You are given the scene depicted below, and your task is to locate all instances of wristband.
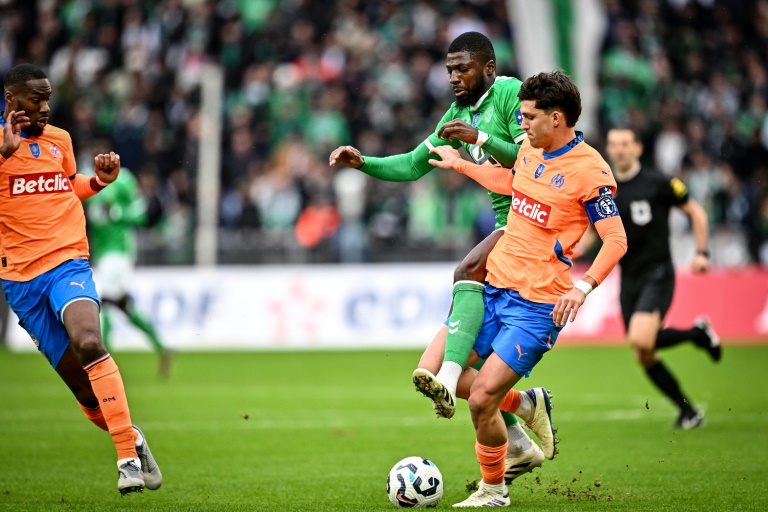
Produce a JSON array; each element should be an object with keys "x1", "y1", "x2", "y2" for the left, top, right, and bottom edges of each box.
[
  {"x1": 574, "y1": 280, "x2": 593, "y2": 296},
  {"x1": 476, "y1": 131, "x2": 489, "y2": 147},
  {"x1": 95, "y1": 175, "x2": 108, "y2": 187}
]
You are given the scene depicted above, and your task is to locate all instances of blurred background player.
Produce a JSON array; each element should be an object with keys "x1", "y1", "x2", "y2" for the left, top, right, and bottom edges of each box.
[
  {"x1": 0, "y1": 64, "x2": 161, "y2": 494},
  {"x1": 604, "y1": 127, "x2": 721, "y2": 429},
  {"x1": 85, "y1": 164, "x2": 172, "y2": 378},
  {"x1": 428, "y1": 70, "x2": 627, "y2": 507},
  {"x1": 329, "y1": 31, "x2": 545, "y2": 483}
]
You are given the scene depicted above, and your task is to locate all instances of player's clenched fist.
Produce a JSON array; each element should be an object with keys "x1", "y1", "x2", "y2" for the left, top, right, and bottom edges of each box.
[
  {"x1": 94, "y1": 152, "x2": 121, "y2": 184},
  {"x1": 329, "y1": 145, "x2": 365, "y2": 169}
]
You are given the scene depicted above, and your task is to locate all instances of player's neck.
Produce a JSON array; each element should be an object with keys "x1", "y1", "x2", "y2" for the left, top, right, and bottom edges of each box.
[
  {"x1": 615, "y1": 161, "x2": 641, "y2": 182},
  {"x1": 543, "y1": 128, "x2": 577, "y2": 154}
]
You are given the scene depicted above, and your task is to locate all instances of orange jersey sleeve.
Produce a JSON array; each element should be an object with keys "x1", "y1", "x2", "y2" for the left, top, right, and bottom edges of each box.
[{"x1": 0, "y1": 122, "x2": 90, "y2": 281}]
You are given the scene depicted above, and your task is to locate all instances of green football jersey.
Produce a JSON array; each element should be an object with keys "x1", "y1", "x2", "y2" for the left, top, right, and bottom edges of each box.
[
  {"x1": 84, "y1": 169, "x2": 147, "y2": 262},
  {"x1": 426, "y1": 76, "x2": 526, "y2": 229},
  {"x1": 360, "y1": 76, "x2": 525, "y2": 230}
]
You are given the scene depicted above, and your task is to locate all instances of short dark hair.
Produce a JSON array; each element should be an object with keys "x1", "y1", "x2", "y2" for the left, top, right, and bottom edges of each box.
[
  {"x1": 447, "y1": 32, "x2": 495, "y2": 63},
  {"x1": 3, "y1": 64, "x2": 48, "y2": 92},
  {"x1": 518, "y1": 70, "x2": 581, "y2": 127}
]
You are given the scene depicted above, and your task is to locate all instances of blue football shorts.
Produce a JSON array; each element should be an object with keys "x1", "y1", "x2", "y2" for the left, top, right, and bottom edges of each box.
[
  {"x1": 2, "y1": 258, "x2": 100, "y2": 368},
  {"x1": 473, "y1": 284, "x2": 563, "y2": 378}
]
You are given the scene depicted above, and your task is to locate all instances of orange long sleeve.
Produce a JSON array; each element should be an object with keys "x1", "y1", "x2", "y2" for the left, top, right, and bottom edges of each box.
[
  {"x1": 585, "y1": 215, "x2": 627, "y2": 285},
  {"x1": 454, "y1": 159, "x2": 515, "y2": 195},
  {"x1": 71, "y1": 174, "x2": 106, "y2": 200}
]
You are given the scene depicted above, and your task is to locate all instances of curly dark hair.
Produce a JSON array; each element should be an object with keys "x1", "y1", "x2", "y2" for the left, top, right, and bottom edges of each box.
[
  {"x1": 447, "y1": 31, "x2": 495, "y2": 63},
  {"x1": 518, "y1": 70, "x2": 581, "y2": 127}
]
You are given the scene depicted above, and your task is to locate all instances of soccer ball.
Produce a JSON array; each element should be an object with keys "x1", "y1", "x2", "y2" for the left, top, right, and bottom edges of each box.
[{"x1": 386, "y1": 456, "x2": 443, "y2": 508}]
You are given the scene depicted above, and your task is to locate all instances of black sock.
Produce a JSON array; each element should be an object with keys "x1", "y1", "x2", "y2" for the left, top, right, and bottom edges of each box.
[
  {"x1": 645, "y1": 361, "x2": 695, "y2": 413},
  {"x1": 655, "y1": 327, "x2": 707, "y2": 349}
]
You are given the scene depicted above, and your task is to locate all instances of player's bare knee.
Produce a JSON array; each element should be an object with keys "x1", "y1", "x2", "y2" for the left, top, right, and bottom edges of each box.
[
  {"x1": 467, "y1": 391, "x2": 494, "y2": 420},
  {"x1": 71, "y1": 331, "x2": 107, "y2": 363}
]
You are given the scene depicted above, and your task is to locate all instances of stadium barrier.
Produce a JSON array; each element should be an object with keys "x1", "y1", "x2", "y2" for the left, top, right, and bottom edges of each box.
[{"x1": 6, "y1": 264, "x2": 768, "y2": 352}]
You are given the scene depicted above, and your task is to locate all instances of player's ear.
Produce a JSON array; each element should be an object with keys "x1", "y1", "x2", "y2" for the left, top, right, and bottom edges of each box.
[{"x1": 485, "y1": 60, "x2": 495, "y2": 76}]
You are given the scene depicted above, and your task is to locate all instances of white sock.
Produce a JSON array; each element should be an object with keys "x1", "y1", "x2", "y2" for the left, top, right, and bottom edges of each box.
[
  {"x1": 516, "y1": 392, "x2": 534, "y2": 422},
  {"x1": 481, "y1": 480, "x2": 506, "y2": 492},
  {"x1": 133, "y1": 426, "x2": 144, "y2": 447},
  {"x1": 506, "y1": 422, "x2": 534, "y2": 455},
  {"x1": 435, "y1": 361, "x2": 462, "y2": 394}
]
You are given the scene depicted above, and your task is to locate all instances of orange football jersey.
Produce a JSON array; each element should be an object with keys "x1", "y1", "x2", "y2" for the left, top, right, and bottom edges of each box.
[
  {"x1": 486, "y1": 134, "x2": 618, "y2": 302},
  {"x1": 0, "y1": 119, "x2": 89, "y2": 281}
]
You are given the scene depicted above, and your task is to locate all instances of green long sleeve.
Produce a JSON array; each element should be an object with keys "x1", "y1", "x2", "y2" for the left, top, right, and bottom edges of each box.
[
  {"x1": 482, "y1": 133, "x2": 523, "y2": 168},
  {"x1": 358, "y1": 140, "x2": 456, "y2": 182}
]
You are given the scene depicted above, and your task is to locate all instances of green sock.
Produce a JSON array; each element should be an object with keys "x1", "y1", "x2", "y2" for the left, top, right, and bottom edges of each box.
[
  {"x1": 444, "y1": 281, "x2": 485, "y2": 366},
  {"x1": 126, "y1": 307, "x2": 165, "y2": 353},
  {"x1": 101, "y1": 309, "x2": 113, "y2": 352},
  {"x1": 501, "y1": 410, "x2": 519, "y2": 427}
]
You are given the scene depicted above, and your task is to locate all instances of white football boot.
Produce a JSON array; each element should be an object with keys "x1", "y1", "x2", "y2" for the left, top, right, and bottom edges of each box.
[
  {"x1": 133, "y1": 425, "x2": 162, "y2": 490},
  {"x1": 521, "y1": 388, "x2": 558, "y2": 459},
  {"x1": 117, "y1": 458, "x2": 145, "y2": 495},
  {"x1": 412, "y1": 368, "x2": 457, "y2": 419},
  {"x1": 453, "y1": 481, "x2": 510, "y2": 508},
  {"x1": 505, "y1": 442, "x2": 545, "y2": 484}
]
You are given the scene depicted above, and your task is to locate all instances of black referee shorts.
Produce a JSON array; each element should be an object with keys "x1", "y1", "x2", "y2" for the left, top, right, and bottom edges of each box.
[{"x1": 619, "y1": 262, "x2": 675, "y2": 329}]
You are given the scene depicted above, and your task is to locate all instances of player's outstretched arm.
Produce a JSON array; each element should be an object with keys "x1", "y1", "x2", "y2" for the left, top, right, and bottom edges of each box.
[
  {"x1": 330, "y1": 143, "x2": 439, "y2": 183},
  {"x1": 0, "y1": 110, "x2": 31, "y2": 161},
  {"x1": 428, "y1": 146, "x2": 514, "y2": 194},
  {"x1": 677, "y1": 198, "x2": 710, "y2": 273}
]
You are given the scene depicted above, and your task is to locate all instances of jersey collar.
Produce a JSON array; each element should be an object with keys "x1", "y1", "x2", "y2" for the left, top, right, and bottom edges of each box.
[
  {"x1": 470, "y1": 81, "x2": 495, "y2": 111},
  {"x1": 542, "y1": 131, "x2": 584, "y2": 160},
  {"x1": 0, "y1": 112, "x2": 32, "y2": 139}
]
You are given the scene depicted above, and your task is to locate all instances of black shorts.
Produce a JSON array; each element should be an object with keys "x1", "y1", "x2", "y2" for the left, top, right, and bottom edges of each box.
[{"x1": 619, "y1": 262, "x2": 675, "y2": 329}]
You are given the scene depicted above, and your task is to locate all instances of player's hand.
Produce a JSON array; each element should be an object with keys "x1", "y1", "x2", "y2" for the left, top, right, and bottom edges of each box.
[
  {"x1": 438, "y1": 120, "x2": 479, "y2": 144},
  {"x1": 94, "y1": 152, "x2": 120, "y2": 184},
  {"x1": 329, "y1": 145, "x2": 365, "y2": 169},
  {"x1": 551, "y1": 288, "x2": 587, "y2": 327},
  {"x1": 0, "y1": 110, "x2": 31, "y2": 159},
  {"x1": 428, "y1": 146, "x2": 462, "y2": 170},
  {"x1": 691, "y1": 254, "x2": 709, "y2": 274}
]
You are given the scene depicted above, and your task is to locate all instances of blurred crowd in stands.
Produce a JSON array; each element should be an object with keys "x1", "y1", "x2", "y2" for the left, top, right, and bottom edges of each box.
[{"x1": 1, "y1": 0, "x2": 767, "y2": 265}]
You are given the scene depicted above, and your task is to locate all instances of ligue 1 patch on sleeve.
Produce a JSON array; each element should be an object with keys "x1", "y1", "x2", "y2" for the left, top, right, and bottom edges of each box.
[
  {"x1": 515, "y1": 109, "x2": 523, "y2": 125},
  {"x1": 585, "y1": 190, "x2": 619, "y2": 224},
  {"x1": 29, "y1": 142, "x2": 41, "y2": 158}
]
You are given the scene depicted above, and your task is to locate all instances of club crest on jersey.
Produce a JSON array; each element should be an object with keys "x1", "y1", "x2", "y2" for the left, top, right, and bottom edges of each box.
[
  {"x1": 49, "y1": 144, "x2": 62, "y2": 159},
  {"x1": 550, "y1": 173, "x2": 565, "y2": 190},
  {"x1": 515, "y1": 109, "x2": 523, "y2": 125},
  {"x1": 471, "y1": 113, "x2": 481, "y2": 127},
  {"x1": 534, "y1": 164, "x2": 545, "y2": 179},
  {"x1": 29, "y1": 143, "x2": 40, "y2": 158}
]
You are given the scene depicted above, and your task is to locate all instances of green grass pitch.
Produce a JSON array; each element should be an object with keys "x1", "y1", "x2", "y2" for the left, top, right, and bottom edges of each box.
[{"x1": 0, "y1": 344, "x2": 766, "y2": 511}]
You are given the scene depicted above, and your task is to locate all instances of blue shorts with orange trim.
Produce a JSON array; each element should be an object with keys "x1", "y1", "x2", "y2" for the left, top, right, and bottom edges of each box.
[
  {"x1": 1, "y1": 258, "x2": 100, "y2": 369},
  {"x1": 473, "y1": 284, "x2": 563, "y2": 378}
]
